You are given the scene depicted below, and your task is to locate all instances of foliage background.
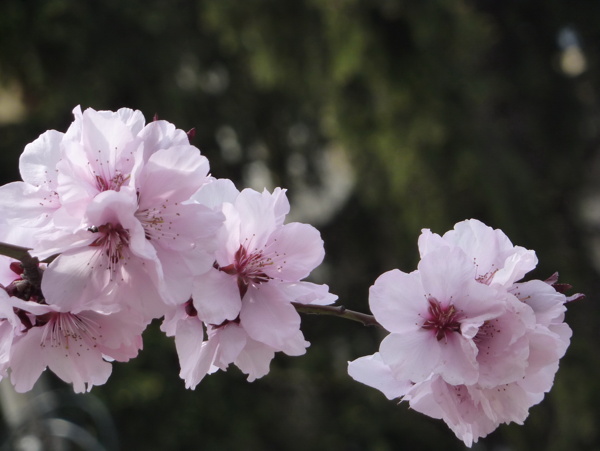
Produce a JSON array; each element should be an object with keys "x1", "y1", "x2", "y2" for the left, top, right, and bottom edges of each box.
[{"x1": 0, "y1": 1, "x2": 598, "y2": 449}]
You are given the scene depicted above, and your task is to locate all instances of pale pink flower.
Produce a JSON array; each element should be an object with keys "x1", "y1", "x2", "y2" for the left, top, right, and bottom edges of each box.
[
  {"x1": 404, "y1": 376, "x2": 526, "y2": 447},
  {"x1": 0, "y1": 106, "x2": 224, "y2": 317},
  {"x1": 162, "y1": 280, "x2": 335, "y2": 388},
  {"x1": 39, "y1": 188, "x2": 167, "y2": 318},
  {"x1": 372, "y1": 246, "x2": 505, "y2": 385},
  {"x1": 163, "y1": 185, "x2": 336, "y2": 387},
  {"x1": 348, "y1": 220, "x2": 575, "y2": 447},
  {"x1": 191, "y1": 187, "x2": 333, "y2": 349},
  {"x1": 53, "y1": 106, "x2": 145, "y2": 217},
  {"x1": 6, "y1": 297, "x2": 145, "y2": 393}
]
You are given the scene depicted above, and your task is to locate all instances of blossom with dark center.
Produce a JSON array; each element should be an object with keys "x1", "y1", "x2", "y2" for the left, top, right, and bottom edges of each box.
[
  {"x1": 4, "y1": 106, "x2": 223, "y2": 317},
  {"x1": 164, "y1": 184, "x2": 336, "y2": 388},
  {"x1": 5, "y1": 297, "x2": 146, "y2": 393},
  {"x1": 216, "y1": 244, "x2": 273, "y2": 298},
  {"x1": 349, "y1": 220, "x2": 577, "y2": 447},
  {"x1": 369, "y1": 246, "x2": 505, "y2": 386}
]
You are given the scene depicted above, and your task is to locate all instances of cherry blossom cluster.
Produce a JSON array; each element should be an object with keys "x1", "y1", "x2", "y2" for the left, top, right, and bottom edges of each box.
[
  {"x1": 0, "y1": 107, "x2": 579, "y2": 447},
  {"x1": 348, "y1": 219, "x2": 580, "y2": 446},
  {"x1": 0, "y1": 106, "x2": 335, "y2": 393}
]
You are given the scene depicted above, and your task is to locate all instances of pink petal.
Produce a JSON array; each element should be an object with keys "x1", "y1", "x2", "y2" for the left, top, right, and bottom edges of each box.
[
  {"x1": 235, "y1": 336, "x2": 276, "y2": 382},
  {"x1": 9, "y1": 328, "x2": 49, "y2": 393},
  {"x1": 379, "y1": 331, "x2": 440, "y2": 382},
  {"x1": 347, "y1": 353, "x2": 412, "y2": 400},
  {"x1": 41, "y1": 248, "x2": 111, "y2": 311},
  {"x1": 234, "y1": 188, "x2": 288, "y2": 248},
  {"x1": 417, "y1": 228, "x2": 450, "y2": 257},
  {"x1": 436, "y1": 333, "x2": 479, "y2": 385},
  {"x1": 136, "y1": 146, "x2": 210, "y2": 205},
  {"x1": 511, "y1": 280, "x2": 567, "y2": 326},
  {"x1": 263, "y1": 222, "x2": 325, "y2": 281},
  {"x1": 173, "y1": 317, "x2": 213, "y2": 389},
  {"x1": 19, "y1": 130, "x2": 63, "y2": 187},
  {"x1": 277, "y1": 281, "x2": 338, "y2": 306},
  {"x1": 240, "y1": 285, "x2": 301, "y2": 350},
  {"x1": 192, "y1": 270, "x2": 242, "y2": 325},
  {"x1": 137, "y1": 119, "x2": 190, "y2": 161},
  {"x1": 46, "y1": 338, "x2": 112, "y2": 393},
  {"x1": 212, "y1": 323, "x2": 247, "y2": 368},
  {"x1": 418, "y1": 246, "x2": 475, "y2": 304},
  {"x1": 192, "y1": 178, "x2": 239, "y2": 209},
  {"x1": 0, "y1": 182, "x2": 59, "y2": 226},
  {"x1": 369, "y1": 269, "x2": 425, "y2": 334}
]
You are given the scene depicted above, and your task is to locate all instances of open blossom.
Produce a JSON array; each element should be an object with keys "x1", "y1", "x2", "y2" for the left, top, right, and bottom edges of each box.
[
  {"x1": 372, "y1": 246, "x2": 506, "y2": 386},
  {"x1": 0, "y1": 253, "x2": 146, "y2": 393},
  {"x1": 163, "y1": 183, "x2": 337, "y2": 387},
  {"x1": 0, "y1": 106, "x2": 223, "y2": 318},
  {"x1": 7, "y1": 298, "x2": 146, "y2": 393},
  {"x1": 348, "y1": 219, "x2": 576, "y2": 447}
]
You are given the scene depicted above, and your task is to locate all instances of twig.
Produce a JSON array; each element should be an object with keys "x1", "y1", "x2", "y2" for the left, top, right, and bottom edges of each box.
[
  {"x1": 291, "y1": 302, "x2": 383, "y2": 329},
  {"x1": 0, "y1": 241, "x2": 42, "y2": 290}
]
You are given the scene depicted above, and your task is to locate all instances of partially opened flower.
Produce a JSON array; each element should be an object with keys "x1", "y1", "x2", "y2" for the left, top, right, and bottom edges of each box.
[
  {"x1": 371, "y1": 246, "x2": 506, "y2": 386},
  {"x1": 192, "y1": 185, "x2": 333, "y2": 339}
]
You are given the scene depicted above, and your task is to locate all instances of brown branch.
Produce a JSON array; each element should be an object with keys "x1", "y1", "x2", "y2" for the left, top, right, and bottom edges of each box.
[
  {"x1": 292, "y1": 302, "x2": 383, "y2": 329},
  {"x1": 0, "y1": 241, "x2": 42, "y2": 290}
]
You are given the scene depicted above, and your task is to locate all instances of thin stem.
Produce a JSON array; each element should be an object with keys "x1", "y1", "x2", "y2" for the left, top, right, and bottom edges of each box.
[
  {"x1": 0, "y1": 241, "x2": 33, "y2": 262},
  {"x1": 0, "y1": 241, "x2": 42, "y2": 290},
  {"x1": 292, "y1": 302, "x2": 383, "y2": 329}
]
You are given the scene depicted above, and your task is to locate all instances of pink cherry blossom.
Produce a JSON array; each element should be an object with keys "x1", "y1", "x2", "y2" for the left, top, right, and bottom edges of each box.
[
  {"x1": 191, "y1": 187, "x2": 332, "y2": 342},
  {"x1": 6, "y1": 297, "x2": 146, "y2": 393},
  {"x1": 372, "y1": 246, "x2": 506, "y2": 386},
  {"x1": 164, "y1": 185, "x2": 336, "y2": 387},
  {"x1": 349, "y1": 220, "x2": 575, "y2": 447},
  {"x1": 0, "y1": 250, "x2": 146, "y2": 393},
  {"x1": 1, "y1": 106, "x2": 224, "y2": 317}
]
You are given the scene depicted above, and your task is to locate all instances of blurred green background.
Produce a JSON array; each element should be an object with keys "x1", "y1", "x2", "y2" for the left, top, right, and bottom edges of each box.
[{"x1": 0, "y1": 0, "x2": 598, "y2": 450}]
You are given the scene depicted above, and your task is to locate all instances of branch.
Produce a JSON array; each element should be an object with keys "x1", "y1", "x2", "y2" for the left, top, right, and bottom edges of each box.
[
  {"x1": 0, "y1": 241, "x2": 33, "y2": 262},
  {"x1": 0, "y1": 241, "x2": 42, "y2": 290},
  {"x1": 292, "y1": 302, "x2": 383, "y2": 329}
]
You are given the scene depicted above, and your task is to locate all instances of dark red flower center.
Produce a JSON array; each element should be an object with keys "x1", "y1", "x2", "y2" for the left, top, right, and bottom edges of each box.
[
  {"x1": 421, "y1": 297, "x2": 461, "y2": 341},
  {"x1": 216, "y1": 245, "x2": 272, "y2": 298}
]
